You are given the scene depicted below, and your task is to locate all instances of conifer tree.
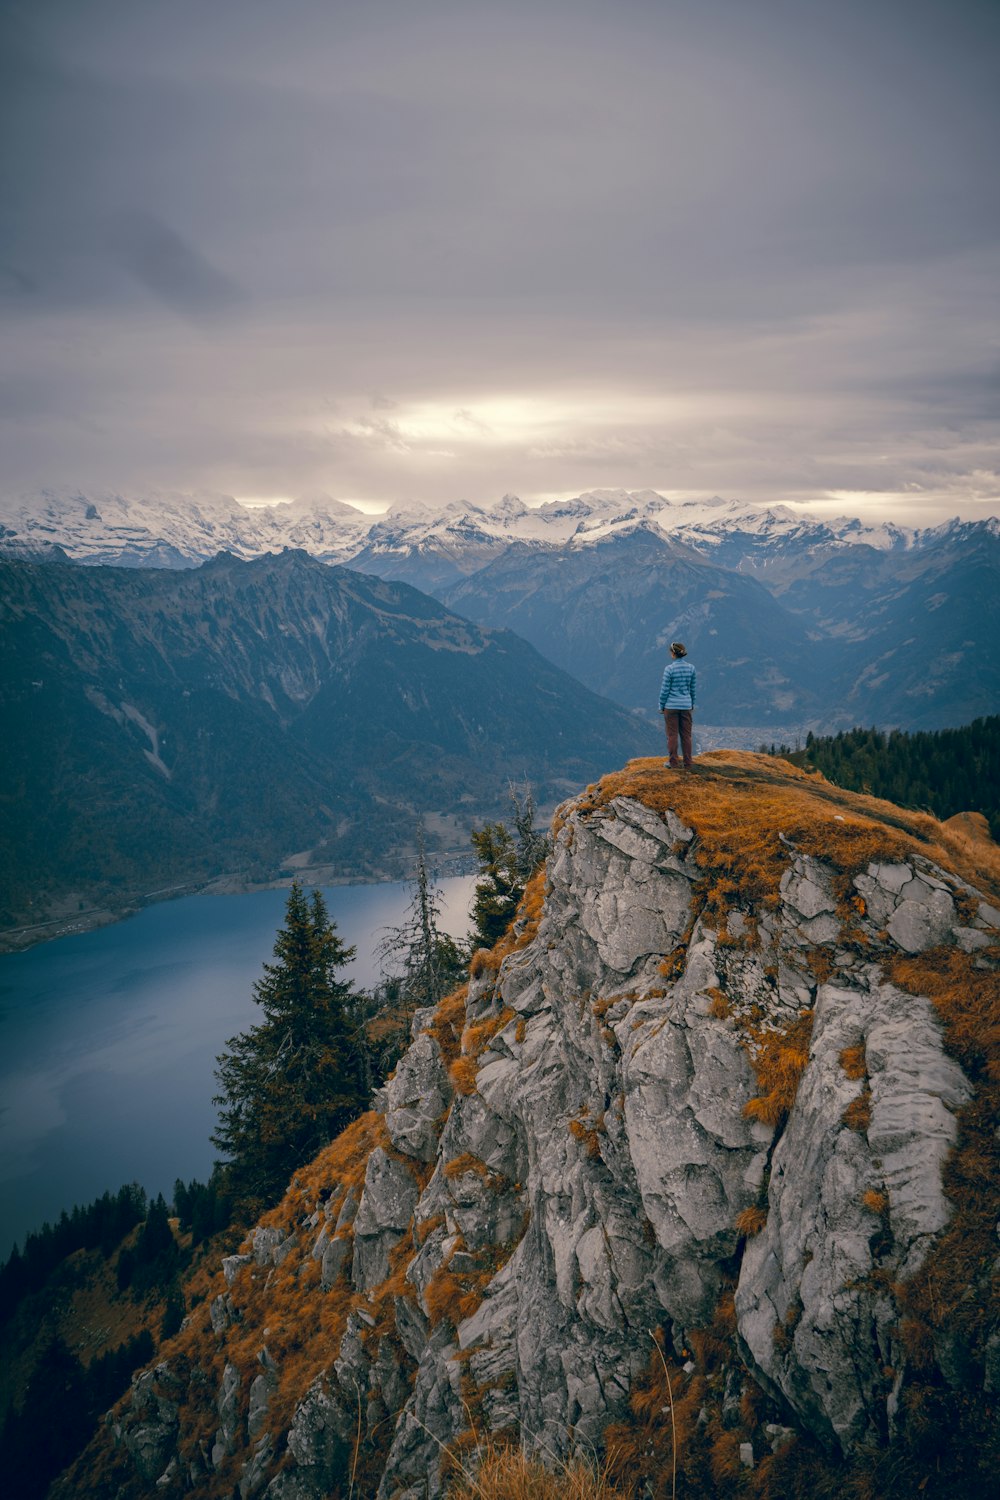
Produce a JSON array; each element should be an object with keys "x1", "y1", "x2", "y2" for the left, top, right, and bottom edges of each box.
[
  {"x1": 469, "y1": 821, "x2": 521, "y2": 949},
  {"x1": 212, "y1": 883, "x2": 367, "y2": 1214},
  {"x1": 508, "y1": 780, "x2": 551, "y2": 882},
  {"x1": 470, "y1": 783, "x2": 550, "y2": 951},
  {"x1": 366, "y1": 837, "x2": 468, "y2": 1081},
  {"x1": 376, "y1": 837, "x2": 465, "y2": 1013}
]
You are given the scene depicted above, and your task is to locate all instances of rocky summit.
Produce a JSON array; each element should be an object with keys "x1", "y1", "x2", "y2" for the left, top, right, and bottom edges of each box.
[{"x1": 61, "y1": 754, "x2": 1000, "y2": 1499}]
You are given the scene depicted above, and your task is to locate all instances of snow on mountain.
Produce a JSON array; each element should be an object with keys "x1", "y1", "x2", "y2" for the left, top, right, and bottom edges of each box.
[
  {"x1": 1, "y1": 484, "x2": 987, "y2": 583},
  {"x1": 0, "y1": 487, "x2": 370, "y2": 568}
]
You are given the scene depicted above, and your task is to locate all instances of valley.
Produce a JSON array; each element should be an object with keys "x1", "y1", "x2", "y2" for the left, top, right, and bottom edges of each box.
[{"x1": 0, "y1": 550, "x2": 648, "y2": 945}]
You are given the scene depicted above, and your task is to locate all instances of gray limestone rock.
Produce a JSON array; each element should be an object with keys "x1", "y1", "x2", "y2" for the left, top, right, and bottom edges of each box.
[
  {"x1": 252, "y1": 1225, "x2": 296, "y2": 1266},
  {"x1": 334, "y1": 1186, "x2": 360, "y2": 1234},
  {"x1": 735, "y1": 975, "x2": 971, "y2": 1452},
  {"x1": 123, "y1": 1368, "x2": 181, "y2": 1484},
  {"x1": 248, "y1": 1368, "x2": 278, "y2": 1440},
  {"x1": 320, "y1": 1234, "x2": 352, "y2": 1290},
  {"x1": 212, "y1": 1362, "x2": 241, "y2": 1468},
  {"x1": 222, "y1": 1252, "x2": 252, "y2": 1286},
  {"x1": 887, "y1": 888, "x2": 956, "y2": 952},
  {"x1": 376, "y1": 1032, "x2": 452, "y2": 1161},
  {"x1": 210, "y1": 1292, "x2": 234, "y2": 1334},
  {"x1": 240, "y1": 1434, "x2": 274, "y2": 1498},
  {"x1": 285, "y1": 1377, "x2": 352, "y2": 1470},
  {"x1": 781, "y1": 858, "x2": 838, "y2": 920},
  {"x1": 352, "y1": 1148, "x2": 420, "y2": 1291}
]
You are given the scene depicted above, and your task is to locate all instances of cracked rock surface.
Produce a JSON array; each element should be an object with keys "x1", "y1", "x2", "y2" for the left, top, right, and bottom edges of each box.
[{"x1": 102, "y1": 779, "x2": 996, "y2": 1498}]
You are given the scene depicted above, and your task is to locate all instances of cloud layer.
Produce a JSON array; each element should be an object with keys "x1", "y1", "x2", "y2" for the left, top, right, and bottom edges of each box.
[{"x1": 2, "y1": 0, "x2": 998, "y2": 521}]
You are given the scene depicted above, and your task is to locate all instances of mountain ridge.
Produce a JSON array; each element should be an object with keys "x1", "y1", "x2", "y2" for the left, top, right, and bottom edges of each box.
[
  {"x1": 4, "y1": 488, "x2": 996, "y2": 734},
  {"x1": 0, "y1": 485, "x2": 981, "y2": 573}
]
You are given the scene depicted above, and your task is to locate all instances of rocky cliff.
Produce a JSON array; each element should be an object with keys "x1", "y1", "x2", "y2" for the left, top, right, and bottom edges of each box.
[{"x1": 60, "y1": 754, "x2": 1000, "y2": 1499}]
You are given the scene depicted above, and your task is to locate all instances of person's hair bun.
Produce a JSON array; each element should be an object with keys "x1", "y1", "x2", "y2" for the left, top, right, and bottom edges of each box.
[{"x1": 671, "y1": 642, "x2": 687, "y2": 657}]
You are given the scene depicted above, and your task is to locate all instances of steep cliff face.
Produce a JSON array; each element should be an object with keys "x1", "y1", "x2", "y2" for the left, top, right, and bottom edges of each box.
[{"x1": 65, "y1": 755, "x2": 1000, "y2": 1499}]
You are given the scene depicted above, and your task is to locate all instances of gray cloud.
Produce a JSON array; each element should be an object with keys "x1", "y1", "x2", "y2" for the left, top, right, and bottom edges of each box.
[
  {"x1": 1, "y1": 0, "x2": 998, "y2": 522},
  {"x1": 110, "y1": 211, "x2": 244, "y2": 320}
]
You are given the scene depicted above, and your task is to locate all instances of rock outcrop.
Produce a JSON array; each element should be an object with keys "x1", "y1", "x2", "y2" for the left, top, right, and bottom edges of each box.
[{"x1": 70, "y1": 753, "x2": 1000, "y2": 1499}]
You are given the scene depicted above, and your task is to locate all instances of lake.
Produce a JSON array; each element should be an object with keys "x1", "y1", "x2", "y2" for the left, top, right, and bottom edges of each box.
[{"x1": 0, "y1": 876, "x2": 477, "y2": 1255}]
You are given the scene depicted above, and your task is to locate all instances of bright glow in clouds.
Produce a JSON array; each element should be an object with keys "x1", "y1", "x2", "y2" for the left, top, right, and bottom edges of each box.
[{"x1": 342, "y1": 391, "x2": 696, "y2": 454}]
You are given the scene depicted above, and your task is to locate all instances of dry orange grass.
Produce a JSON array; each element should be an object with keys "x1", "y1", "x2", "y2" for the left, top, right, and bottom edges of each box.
[
  {"x1": 426, "y1": 984, "x2": 470, "y2": 1067},
  {"x1": 424, "y1": 1238, "x2": 492, "y2": 1329},
  {"x1": 568, "y1": 1116, "x2": 604, "y2": 1161},
  {"x1": 707, "y1": 987, "x2": 731, "y2": 1019},
  {"x1": 464, "y1": 870, "x2": 551, "y2": 1005},
  {"x1": 444, "y1": 1153, "x2": 509, "y2": 1194},
  {"x1": 839, "y1": 1044, "x2": 867, "y2": 1080},
  {"x1": 450, "y1": 1054, "x2": 481, "y2": 1096},
  {"x1": 471, "y1": 947, "x2": 503, "y2": 979},
  {"x1": 741, "y1": 1010, "x2": 814, "y2": 1131},
  {"x1": 444, "y1": 1151, "x2": 493, "y2": 1180},
  {"x1": 444, "y1": 1442, "x2": 632, "y2": 1499},
  {"x1": 735, "y1": 1205, "x2": 768, "y2": 1237},
  {"x1": 462, "y1": 1008, "x2": 515, "y2": 1057},
  {"x1": 887, "y1": 945, "x2": 1000, "y2": 1394},
  {"x1": 842, "y1": 1089, "x2": 872, "y2": 1132},
  {"x1": 70, "y1": 1107, "x2": 419, "y2": 1499},
  {"x1": 586, "y1": 753, "x2": 1000, "y2": 927}
]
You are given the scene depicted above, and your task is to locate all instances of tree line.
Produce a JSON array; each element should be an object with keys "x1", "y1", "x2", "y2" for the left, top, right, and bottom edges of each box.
[{"x1": 763, "y1": 717, "x2": 1000, "y2": 839}]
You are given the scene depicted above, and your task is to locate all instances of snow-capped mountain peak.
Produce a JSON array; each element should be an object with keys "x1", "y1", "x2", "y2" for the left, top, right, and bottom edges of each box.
[{"x1": 1, "y1": 486, "x2": 992, "y2": 585}]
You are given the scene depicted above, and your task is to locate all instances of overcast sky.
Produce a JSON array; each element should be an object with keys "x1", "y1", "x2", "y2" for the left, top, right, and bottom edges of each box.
[{"x1": 2, "y1": 0, "x2": 998, "y2": 521}]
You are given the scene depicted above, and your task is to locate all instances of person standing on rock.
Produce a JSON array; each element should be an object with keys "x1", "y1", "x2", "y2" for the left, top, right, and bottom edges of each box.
[{"x1": 659, "y1": 641, "x2": 697, "y2": 770}]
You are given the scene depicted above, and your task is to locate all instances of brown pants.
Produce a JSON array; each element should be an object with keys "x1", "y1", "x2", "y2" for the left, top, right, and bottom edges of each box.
[{"x1": 664, "y1": 709, "x2": 693, "y2": 768}]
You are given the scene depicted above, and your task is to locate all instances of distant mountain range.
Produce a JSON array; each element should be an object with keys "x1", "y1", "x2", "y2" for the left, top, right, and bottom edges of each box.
[
  {"x1": 0, "y1": 551, "x2": 649, "y2": 944},
  {"x1": 0, "y1": 484, "x2": 955, "y2": 575},
  {"x1": 2, "y1": 486, "x2": 998, "y2": 732}
]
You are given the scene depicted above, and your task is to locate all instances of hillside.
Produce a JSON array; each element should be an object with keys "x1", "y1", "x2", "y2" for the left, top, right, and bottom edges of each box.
[
  {"x1": 51, "y1": 754, "x2": 1000, "y2": 1499},
  {"x1": 0, "y1": 552, "x2": 649, "y2": 944}
]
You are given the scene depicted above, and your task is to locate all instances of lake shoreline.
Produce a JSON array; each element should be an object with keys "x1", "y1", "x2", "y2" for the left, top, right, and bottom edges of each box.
[
  {"x1": 0, "y1": 873, "x2": 479, "y2": 1252},
  {"x1": 0, "y1": 848, "x2": 479, "y2": 956}
]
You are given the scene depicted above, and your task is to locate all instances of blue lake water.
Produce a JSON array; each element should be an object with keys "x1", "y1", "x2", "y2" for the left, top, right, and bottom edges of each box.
[{"x1": 0, "y1": 877, "x2": 477, "y2": 1255}]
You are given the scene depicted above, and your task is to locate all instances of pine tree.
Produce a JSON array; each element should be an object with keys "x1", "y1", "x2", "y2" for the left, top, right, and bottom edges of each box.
[
  {"x1": 469, "y1": 787, "x2": 549, "y2": 952},
  {"x1": 161, "y1": 1281, "x2": 186, "y2": 1339},
  {"x1": 470, "y1": 821, "x2": 522, "y2": 950},
  {"x1": 376, "y1": 836, "x2": 466, "y2": 1015},
  {"x1": 212, "y1": 883, "x2": 367, "y2": 1214},
  {"x1": 365, "y1": 837, "x2": 468, "y2": 1083},
  {"x1": 508, "y1": 780, "x2": 551, "y2": 882}
]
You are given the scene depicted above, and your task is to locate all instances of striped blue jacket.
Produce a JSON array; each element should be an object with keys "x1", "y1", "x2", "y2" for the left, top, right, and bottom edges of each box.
[{"x1": 659, "y1": 659, "x2": 697, "y2": 711}]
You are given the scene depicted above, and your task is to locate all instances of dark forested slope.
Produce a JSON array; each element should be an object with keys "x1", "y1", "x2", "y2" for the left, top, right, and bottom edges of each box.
[{"x1": 0, "y1": 551, "x2": 649, "y2": 939}]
